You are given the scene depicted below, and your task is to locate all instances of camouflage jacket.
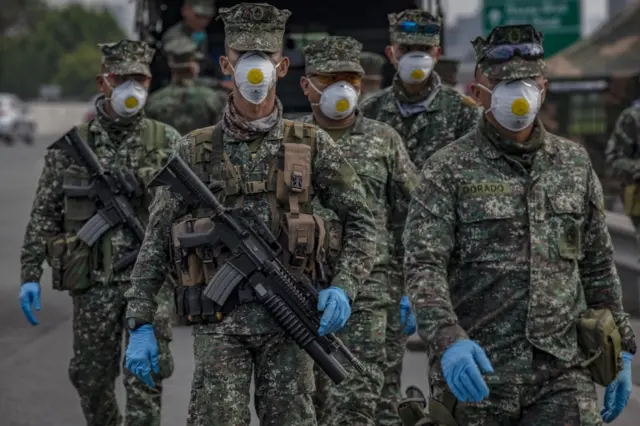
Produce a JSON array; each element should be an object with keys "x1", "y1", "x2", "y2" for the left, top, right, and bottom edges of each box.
[
  {"x1": 20, "y1": 116, "x2": 180, "y2": 284},
  {"x1": 605, "y1": 104, "x2": 640, "y2": 183},
  {"x1": 162, "y1": 21, "x2": 208, "y2": 58},
  {"x1": 360, "y1": 73, "x2": 480, "y2": 170},
  {"x1": 145, "y1": 80, "x2": 227, "y2": 136},
  {"x1": 124, "y1": 118, "x2": 377, "y2": 334},
  {"x1": 404, "y1": 118, "x2": 637, "y2": 382},
  {"x1": 300, "y1": 111, "x2": 419, "y2": 301}
]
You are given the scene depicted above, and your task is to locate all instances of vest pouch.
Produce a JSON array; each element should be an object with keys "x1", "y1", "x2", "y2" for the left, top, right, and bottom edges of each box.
[
  {"x1": 45, "y1": 233, "x2": 93, "y2": 292},
  {"x1": 623, "y1": 185, "x2": 640, "y2": 217},
  {"x1": 171, "y1": 218, "x2": 205, "y2": 287},
  {"x1": 62, "y1": 164, "x2": 97, "y2": 226},
  {"x1": 281, "y1": 212, "x2": 317, "y2": 272},
  {"x1": 276, "y1": 143, "x2": 312, "y2": 207},
  {"x1": 577, "y1": 308, "x2": 623, "y2": 387}
]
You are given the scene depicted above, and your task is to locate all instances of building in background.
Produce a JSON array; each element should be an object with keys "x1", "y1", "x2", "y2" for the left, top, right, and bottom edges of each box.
[{"x1": 609, "y1": 0, "x2": 635, "y2": 17}]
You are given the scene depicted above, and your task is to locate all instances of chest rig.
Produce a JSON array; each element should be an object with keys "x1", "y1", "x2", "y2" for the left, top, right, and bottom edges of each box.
[
  {"x1": 170, "y1": 120, "x2": 332, "y2": 324},
  {"x1": 52, "y1": 119, "x2": 168, "y2": 290}
]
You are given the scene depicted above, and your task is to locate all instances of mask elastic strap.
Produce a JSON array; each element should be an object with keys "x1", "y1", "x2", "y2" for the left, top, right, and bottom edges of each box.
[{"x1": 306, "y1": 78, "x2": 323, "y2": 107}]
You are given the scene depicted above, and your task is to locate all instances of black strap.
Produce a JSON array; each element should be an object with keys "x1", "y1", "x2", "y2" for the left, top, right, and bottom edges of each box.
[{"x1": 210, "y1": 122, "x2": 224, "y2": 181}]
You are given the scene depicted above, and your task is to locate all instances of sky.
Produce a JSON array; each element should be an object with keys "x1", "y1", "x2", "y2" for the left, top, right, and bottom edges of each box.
[{"x1": 45, "y1": 0, "x2": 611, "y2": 36}]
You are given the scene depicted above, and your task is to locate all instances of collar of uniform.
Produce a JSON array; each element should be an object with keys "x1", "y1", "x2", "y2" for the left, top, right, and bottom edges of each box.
[
  {"x1": 476, "y1": 117, "x2": 554, "y2": 159},
  {"x1": 303, "y1": 108, "x2": 366, "y2": 134},
  {"x1": 266, "y1": 118, "x2": 286, "y2": 141},
  {"x1": 383, "y1": 73, "x2": 443, "y2": 113}
]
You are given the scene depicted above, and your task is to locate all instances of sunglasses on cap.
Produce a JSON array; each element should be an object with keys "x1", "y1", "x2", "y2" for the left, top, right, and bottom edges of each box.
[
  {"x1": 483, "y1": 43, "x2": 544, "y2": 64},
  {"x1": 397, "y1": 21, "x2": 441, "y2": 35},
  {"x1": 310, "y1": 74, "x2": 362, "y2": 86}
]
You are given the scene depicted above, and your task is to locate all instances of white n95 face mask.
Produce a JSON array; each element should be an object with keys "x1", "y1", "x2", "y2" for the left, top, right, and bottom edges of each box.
[
  {"x1": 398, "y1": 52, "x2": 435, "y2": 84},
  {"x1": 232, "y1": 52, "x2": 277, "y2": 105},
  {"x1": 483, "y1": 79, "x2": 542, "y2": 132},
  {"x1": 107, "y1": 77, "x2": 148, "y2": 117},
  {"x1": 309, "y1": 80, "x2": 359, "y2": 120}
]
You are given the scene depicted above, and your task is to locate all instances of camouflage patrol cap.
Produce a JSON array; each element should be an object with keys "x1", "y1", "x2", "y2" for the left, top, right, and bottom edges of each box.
[
  {"x1": 164, "y1": 37, "x2": 203, "y2": 68},
  {"x1": 472, "y1": 24, "x2": 547, "y2": 81},
  {"x1": 303, "y1": 36, "x2": 364, "y2": 75},
  {"x1": 185, "y1": 0, "x2": 215, "y2": 17},
  {"x1": 359, "y1": 52, "x2": 386, "y2": 76},
  {"x1": 218, "y1": 3, "x2": 291, "y2": 53},
  {"x1": 388, "y1": 10, "x2": 442, "y2": 47},
  {"x1": 99, "y1": 40, "x2": 155, "y2": 77}
]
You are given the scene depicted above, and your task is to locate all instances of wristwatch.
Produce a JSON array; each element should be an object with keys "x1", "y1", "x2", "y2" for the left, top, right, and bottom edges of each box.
[{"x1": 126, "y1": 317, "x2": 150, "y2": 331}]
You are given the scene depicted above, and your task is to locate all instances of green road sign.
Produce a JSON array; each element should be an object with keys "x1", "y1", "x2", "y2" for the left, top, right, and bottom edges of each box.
[{"x1": 482, "y1": 0, "x2": 581, "y2": 57}]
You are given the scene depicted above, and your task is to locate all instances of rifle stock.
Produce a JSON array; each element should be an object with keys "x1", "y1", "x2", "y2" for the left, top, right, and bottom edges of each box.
[{"x1": 150, "y1": 153, "x2": 366, "y2": 384}]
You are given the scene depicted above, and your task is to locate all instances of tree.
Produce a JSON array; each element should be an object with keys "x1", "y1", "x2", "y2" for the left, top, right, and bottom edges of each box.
[
  {"x1": 0, "y1": 4, "x2": 125, "y2": 99},
  {"x1": 54, "y1": 43, "x2": 103, "y2": 100},
  {"x1": 0, "y1": 0, "x2": 46, "y2": 36}
]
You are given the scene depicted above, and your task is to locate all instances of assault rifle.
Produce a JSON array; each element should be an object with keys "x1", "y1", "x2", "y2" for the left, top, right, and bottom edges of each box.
[
  {"x1": 148, "y1": 152, "x2": 366, "y2": 384},
  {"x1": 51, "y1": 127, "x2": 147, "y2": 272}
]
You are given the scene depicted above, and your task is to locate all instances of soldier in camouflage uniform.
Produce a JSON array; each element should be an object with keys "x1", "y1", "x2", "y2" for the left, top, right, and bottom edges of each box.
[
  {"x1": 162, "y1": 0, "x2": 214, "y2": 62},
  {"x1": 18, "y1": 40, "x2": 180, "y2": 426},
  {"x1": 605, "y1": 100, "x2": 640, "y2": 253},
  {"x1": 123, "y1": 4, "x2": 377, "y2": 426},
  {"x1": 403, "y1": 24, "x2": 637, "y2": 425},
  {"x1": 359, "y1": 51, "x2": 386, "y2": 104},
  {"x1": 359, "y1": 10, "x2": 481, "y2": 424},
  {"x1": 299, "y1": 36, "x2": 419, "y2": 426},
  {"x1": 146, "y1": 37, "x2": 227, "y2": 135}
]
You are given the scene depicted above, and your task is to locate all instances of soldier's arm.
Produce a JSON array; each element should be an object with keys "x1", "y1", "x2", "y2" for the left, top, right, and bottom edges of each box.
[
  {"x1": 124, "y1": 135, "x2": 192, "y2": 322},
  {"x1": 604, "y1": 108, "x2": 640, "y2": 182},
  {"x1": 312, "y1": 128, "x2": 377, "y2": 300},
  {"x1": 404, "y1": 158, "x2": 469, "y2": 358},
  {"x1": 454, "y1": 96, "x2": 481, "y2": 138},
  {"x1": 580, "y1": 165, "x2": 637, "y2": 354},
  {"x1": 387, "y1": 128, "x2": 419, "y2": 291},
  {"x1": 20, "y1": 149, "x2": 66, "y2": 283}
]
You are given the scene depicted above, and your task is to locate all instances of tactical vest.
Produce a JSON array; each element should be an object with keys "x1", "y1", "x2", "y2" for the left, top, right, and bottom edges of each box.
[
  {"x1": 61, "y1": 119, "x2": 169, "y2": 274},
  {"x1": 170, "y1": 120, "x2": 334, "y2": 323}
]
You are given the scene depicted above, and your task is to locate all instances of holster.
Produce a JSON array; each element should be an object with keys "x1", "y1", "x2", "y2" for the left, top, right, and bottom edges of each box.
[
  {"x1": 397, "y1": 387, "x2": 458, "y2": 426},
  {"x1": 577, "y1": 308, "x2": 623, "y2": 387}
]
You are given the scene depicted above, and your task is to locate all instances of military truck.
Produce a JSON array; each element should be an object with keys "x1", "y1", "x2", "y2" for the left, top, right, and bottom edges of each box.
[{"x1": 135, "y1": 0, "x2": 420, "y2": 115}]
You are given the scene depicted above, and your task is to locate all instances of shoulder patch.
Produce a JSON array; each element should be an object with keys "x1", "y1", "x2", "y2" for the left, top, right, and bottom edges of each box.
[{"x1": 461, "y1": 95, "x2": 476, "y2": 107}]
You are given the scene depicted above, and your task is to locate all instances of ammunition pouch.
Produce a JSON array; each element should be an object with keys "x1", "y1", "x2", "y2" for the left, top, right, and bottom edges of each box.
[
  {"x1": 276, "y1": 142, "x2": 312, "y2": 209},
  {"x1": 62, "y1": 164, "x2": 97, "y2": 231},
  {"x1": 623, "y1": 185, "x2": 640, "y2": 217},
  {"x1": 45, "y1": 233, "x2": 93, "y2": 293},
  {"x1": 577, "y1": 308, "x2": 623, "y2": 387}
]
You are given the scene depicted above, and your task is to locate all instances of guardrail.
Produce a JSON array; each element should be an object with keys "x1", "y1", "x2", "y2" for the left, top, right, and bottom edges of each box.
[{"x1": 406, "y1": 211, "x2": 640, "y2": 351}]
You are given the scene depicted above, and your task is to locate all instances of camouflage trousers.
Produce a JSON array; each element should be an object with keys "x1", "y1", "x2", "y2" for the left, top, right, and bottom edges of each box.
[
  {"x1": 69, "y1": 282, "x2": 174, "y2": 426},
  {"x1": 430, "y1": 368, "x2": 601, "y2": 426},
  {"x1": 187, "y1": 331, "x2": 317, "y2": 426},
  {"x1": 375, "y1": 271, "x2": 408, "y2": 426}
]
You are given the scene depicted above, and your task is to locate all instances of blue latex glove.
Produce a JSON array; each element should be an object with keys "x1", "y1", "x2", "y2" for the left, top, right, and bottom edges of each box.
[
  {"x1": 601, "y1": 351, "x2": 633, "y2": 423},
  {"x1": 125, "y1": 324, "x2": 160, "y2": 388},
  {"x1": 191, "y1": 31, "x2": 206, "y2": 45},
  {"x1": 441, "y1": 339, "x2": 494, "y2": 403},
  {"x1": 317, "y1": 286, "x2": 351, "y2": 336},
  {"x1": 399, "y1": 295, "x2": 416, "y2": 335},
  {"x1": 19, "y1": 282, "x2": 41, "y2": 326}
]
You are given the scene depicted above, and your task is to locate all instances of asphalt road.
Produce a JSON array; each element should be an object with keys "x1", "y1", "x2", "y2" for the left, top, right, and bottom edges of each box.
[{"x1": 2, "y1": 136, "x2": 640, "y2": 425}]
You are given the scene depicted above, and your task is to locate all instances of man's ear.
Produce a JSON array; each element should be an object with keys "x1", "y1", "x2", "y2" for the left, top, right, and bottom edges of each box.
[
  {"x1": 277, "y1": 56, "x2": 290, "y2": 78},
  {"x1": 219, "y1": 56, "x2": 233, "y2": 76},
  {"x1": 300, "y1": 76, "x2": 310, "y2": 96},
  {"x1": 433, "y1": 46, "x2": 442, "y2": 60},
  {"x1": 96, "y1": 74, "x2": 107, "y2": 95},
  {"x1": 385, "y1": 45, "x2": 397, "y2": 68}
]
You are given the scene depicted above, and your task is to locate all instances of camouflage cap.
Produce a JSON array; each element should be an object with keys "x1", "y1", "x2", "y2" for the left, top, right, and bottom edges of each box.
[
  {"x1": 388, "y1": 9, "x2": 442, "y2": 47},
  {"x1": 164, "y1": 37, "x2": 203, "y2": 67},
  {"x1": 472, "y1": 24, "x2": 547, "y2": 81},
  {"x1": 359, "y1": 52, "x2": 386, "y2": 76},
  {"x1": 303, "y1": 36, "x2": 364, "y2": 75},
  {"x1": 99, "y1": 40, "x2": 155, "y2": 77},
  {"x1": 218, "y1": 3, "x2": 291, "y2": 53},
  {"x1": 186, "y1": 0, "x2": 215, "y2": 17}
]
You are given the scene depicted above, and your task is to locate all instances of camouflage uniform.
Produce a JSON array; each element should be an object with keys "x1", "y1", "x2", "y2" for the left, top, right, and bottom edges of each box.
[
  {"x1": 359, "y1": 10, "x2": 480, "y2": 424},
  {"x1": 604, "y1": 103, "x2": 640, "y2": 249},
  {"x1": 359, "y1": 51, "x2": 386, "y2": 105},
  {"x1": 403, "y1": 25, "x2": 637, "y2": 425},
  {"x1": 300, "y1": 36, "x2": 419, "y2": 426},
  {"x1": 20, "y1": 40, "x2": 180, "y2": 426},
  {"x1": 433, "y1": 57, "x2": 460, "y2": 89},
  {"x1": 162, "y1": 0, "x2": 214, "y2": 66},
  {"x1": 146, "y1": 37, "x2": 227, "y2": 135},
  {"x1": 124, "y1": 5, "x2": 377, "y2": 426}
]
